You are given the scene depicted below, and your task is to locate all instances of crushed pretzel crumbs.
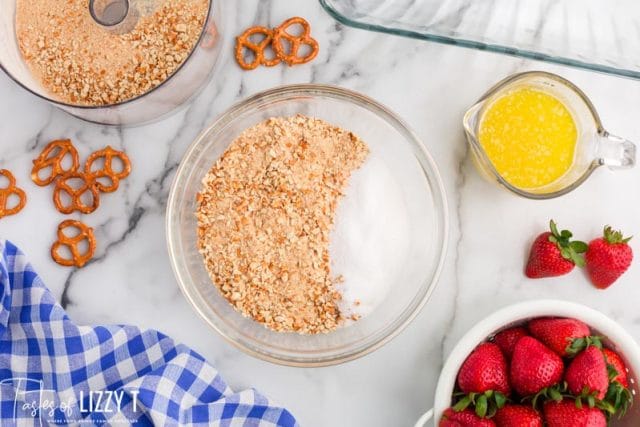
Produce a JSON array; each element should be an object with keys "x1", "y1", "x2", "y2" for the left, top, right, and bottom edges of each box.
[
  {"x1": 16, "y1": 0, "x2": 208, "y2": 105},
  {"x1": 196, "y1": 115, "x2": 369, "y2": 334}
]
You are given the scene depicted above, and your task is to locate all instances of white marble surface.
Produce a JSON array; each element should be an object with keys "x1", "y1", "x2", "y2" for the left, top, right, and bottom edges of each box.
[{"x1": 2, "y1": 1, "x2": 640, "y2": 426}]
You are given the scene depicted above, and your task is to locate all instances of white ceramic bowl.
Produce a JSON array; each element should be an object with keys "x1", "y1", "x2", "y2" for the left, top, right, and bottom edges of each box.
[{"x1": 415, "y1": 300, "x2": 640, "y2": 426}]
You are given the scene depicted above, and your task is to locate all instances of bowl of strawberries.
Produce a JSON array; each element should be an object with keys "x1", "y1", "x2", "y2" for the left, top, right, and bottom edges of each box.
[{"x1": 415, "y1": 300, "x2": 640, "y2": 426}]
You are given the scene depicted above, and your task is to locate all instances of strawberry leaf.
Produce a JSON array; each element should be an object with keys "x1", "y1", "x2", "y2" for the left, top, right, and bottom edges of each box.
[
  {"x1": 568, "y1": 247, "x2": 586, "y2": 267},
  {"x1": 547, "y1": 220, "x2": 587, "y2": 266},
  {"x1": 453, "y1": 390, "x2": 509, "y2": 419},
  {"x1": 548, "y1": 388, "x2": 563, "y2": 402},
  {"x1": 603, "y1": 381, "x2": 633, "y2": 418},
  {"x1": 527, "y1": 382, "x2": 567, "y2": 409},
  {"x1": 570, "y1": 241, "x2": 588, "y2": 253},
  {"x1": 603, "y1": 225, "x2": 633, "y2": 244},
  {"x1": 476, "y1": 395, "x2": 488, "y2": 418},
  {"x1": 566, "y1": 336, "x2": 603, "y2": 356},
  {"x1": 453, "y1": 396, "x2": 472, "y2": 412},
  {"x1": 607, "y1": 363, "x2": 619, "y2": 381},
  {"x1": 486, "y1": 404, "x2": 498, "y2": 419},
  {"x1": 597, "y1": 400, "x2": 616, "y2": 415},
  {"x1": 494, "y1": 392, "x2": 507, "y2": 409}
]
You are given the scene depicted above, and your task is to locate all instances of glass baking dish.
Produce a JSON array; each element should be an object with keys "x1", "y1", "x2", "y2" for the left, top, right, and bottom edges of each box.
[{"x1": 320, "y1": 0, "x2": 640, "y2": 80}]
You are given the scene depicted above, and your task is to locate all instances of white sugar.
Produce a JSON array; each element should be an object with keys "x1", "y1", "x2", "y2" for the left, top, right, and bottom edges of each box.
[{"x1": 330, "y1": 148, "x2": 412, "y2": 322}]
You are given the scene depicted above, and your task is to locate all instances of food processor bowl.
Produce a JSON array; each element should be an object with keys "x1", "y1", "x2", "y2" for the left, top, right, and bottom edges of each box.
[{"x1": 0, "y1": 0, "x2": 224, "y2": 126}]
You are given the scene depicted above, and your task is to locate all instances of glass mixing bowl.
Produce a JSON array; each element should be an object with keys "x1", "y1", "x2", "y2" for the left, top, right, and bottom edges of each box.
[
  {"x1": 0, "y1": 0, "x2": 223, "y2": 126},
  {"x1": 166, "y1": 85, "x2": 448, "y2": 366}
]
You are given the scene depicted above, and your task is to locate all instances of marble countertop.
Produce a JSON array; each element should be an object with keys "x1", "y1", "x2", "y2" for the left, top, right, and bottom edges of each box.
[{"x1": 2, "y1": 1, "x2": 640, "y2": 425}]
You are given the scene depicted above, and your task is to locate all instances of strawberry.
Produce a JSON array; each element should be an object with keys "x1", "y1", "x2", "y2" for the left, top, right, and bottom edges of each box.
[
  {"x1": 510, "y1": 336, "x2": 564, "y2": 396},
  {"x1": 543, "y1": 400, "x2": 606, "y2": 427},
  {"x1": 492, "y1": 327, "x2": 528, "y2": 359},
  {"x1": 493, "y1": 404, "x2": 542, "y2": 427},
  {"x1": 458, "y1": 343, "x2": 511, "y2": 396},
  {"x1": 525, "y1": 220, "x2": 587, "y2": 278},
  {"x1": 585, "y1": 226, "x2": 633, "y2": 289},
  {"x1": 527, "y1": 317, "x2": 591, "y2": 357},
  {"x1": 455, "y1": 343, "x2": 510, "y2": 417},
  {"x1": 440, "y1": 408, "x2": 496, "y2": 427},
  {"x1": 602, "y1": 348, "x2": 633, "y2": 417},
  {"x1": 602, "y1": 348, "x2": 628, "y2": 388},
  {"x1": 565, "y1": 345, "x2": 609, "y2": 399}
]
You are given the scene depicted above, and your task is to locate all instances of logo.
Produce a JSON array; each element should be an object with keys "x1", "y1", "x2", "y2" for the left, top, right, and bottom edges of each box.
[{"x1": 0, "y1": 377, "x2": 140, "y2": 425}]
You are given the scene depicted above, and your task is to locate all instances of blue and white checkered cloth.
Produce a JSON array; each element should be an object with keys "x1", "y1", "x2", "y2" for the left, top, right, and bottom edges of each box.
[{"x1": 0, "y1": 240, "x2": 299, "y2": 426}]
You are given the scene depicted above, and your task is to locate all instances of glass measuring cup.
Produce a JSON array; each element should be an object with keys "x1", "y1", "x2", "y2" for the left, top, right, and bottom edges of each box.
[{"x1": 463, "y1": 71, "x2": 636, "y2": 199}]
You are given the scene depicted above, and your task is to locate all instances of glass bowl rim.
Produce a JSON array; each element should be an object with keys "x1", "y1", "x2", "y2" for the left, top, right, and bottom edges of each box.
[
  {"x1": 0, "y1": 0, "x2": 215, "y2": 110},
  {"x1": 165, "y1": 83, "x2": 450, "y2": 367}
]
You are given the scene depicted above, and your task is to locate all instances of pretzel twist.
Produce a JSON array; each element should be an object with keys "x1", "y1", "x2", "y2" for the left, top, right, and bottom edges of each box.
[
  {"x1": 235, "y1": 26, "x2": 280, "y2": 70},
  {"x1": 85, "y1": 146, "x2": 132, "y2": 193},
  {"x1": 51, "y1": 220, "x2": 96, "y2": 267},
  {"x1": 272, "y1": 17, "x2": 319, "y2": 66},
  {"x1": 53, "y1": 172, "x2": 100, "y2": 214},
  {"x1": 0, "y1": 169, "x2": 27, "y2": 219},
  {"x1": 31, "y1": 139, "x2": 80, "y2": 186}
]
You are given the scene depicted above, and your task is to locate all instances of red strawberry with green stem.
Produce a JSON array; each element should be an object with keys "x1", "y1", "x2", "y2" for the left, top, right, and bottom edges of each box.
[
  {"x1": 510, "y1": 336, "x2": 564, "y2": 396},
  {"x1": 455, "y1": 343, "x2": 510, "y2": 417},
  {"x1": 602, "y1": 348, "x2": 633, "y2": 417},
  {"x1": 493, "y1": 404, "x2": 543, "y2": 427},
  {"x1": 528, "y1": 317, "x2": 593, "y2": 357},
  {"x1": 543, "y1": 400, "x2": 606, "y2": 427},
  {"x1": 603, "y1": 348, "x2": 629, "y2": 388},
  {"x1": 492, "y1": 327, "x2": 528, "y2": 359},
  {"x1": 585, "y1": 226, "x2": 633, "y2": 289},
  {"x1": 440, "y1": 408, "x2": 496, "y2": 427},
  {"x1": 565, "y1": 345, "x2": 609, "y2": 400},
  {"x1": 525, "y1": 220, "x2": 587, "y2": 278}
]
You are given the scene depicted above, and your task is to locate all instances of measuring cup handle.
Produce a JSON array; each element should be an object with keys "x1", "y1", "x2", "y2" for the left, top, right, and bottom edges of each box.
[
  {"x1": 596, "y1": 131, "x2": 636, "y2": 169},
  {"x1": 413, "y1": 409, "x2": 434, "y2": 427}
]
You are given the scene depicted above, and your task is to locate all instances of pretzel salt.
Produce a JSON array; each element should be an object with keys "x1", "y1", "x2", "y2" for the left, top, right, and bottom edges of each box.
[
  {"x1": 0, "y1": 169, "x2": 27, "y2": 219},
  {"x1": 51, "y1": 220, "x2": 96, "y2": 267},
  {"x1": 31, "y1": 139, "x2": 80, "y2": 186}
]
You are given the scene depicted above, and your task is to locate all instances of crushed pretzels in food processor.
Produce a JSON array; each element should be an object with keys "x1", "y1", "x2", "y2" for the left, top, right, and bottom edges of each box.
[{"x1": 15, "y1": 0, "x2": 208, "y2": 105}]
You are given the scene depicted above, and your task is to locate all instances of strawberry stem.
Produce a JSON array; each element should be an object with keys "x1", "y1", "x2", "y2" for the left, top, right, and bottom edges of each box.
[
  {"x1": 603, "y1": 225, "x2": 632, "y2": 244},
  {"x1": 528, "y1": 382, "x2": 567, "y2": 409},
  {"x1": 604, "y1": 381, "x2": 633, "y2": 418},
  {"x1": 451, "y1": 391, "x2": 507, "y2": 419},
  {"x1": 524, "y1": 379, "x2": 631, "y2": 420},
  {"x1": 547, "y1": 220, "x2": 588, "y2": 267},
  {"x1": 565, "y1": 336, "x2": 603, "y2": 356}
]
